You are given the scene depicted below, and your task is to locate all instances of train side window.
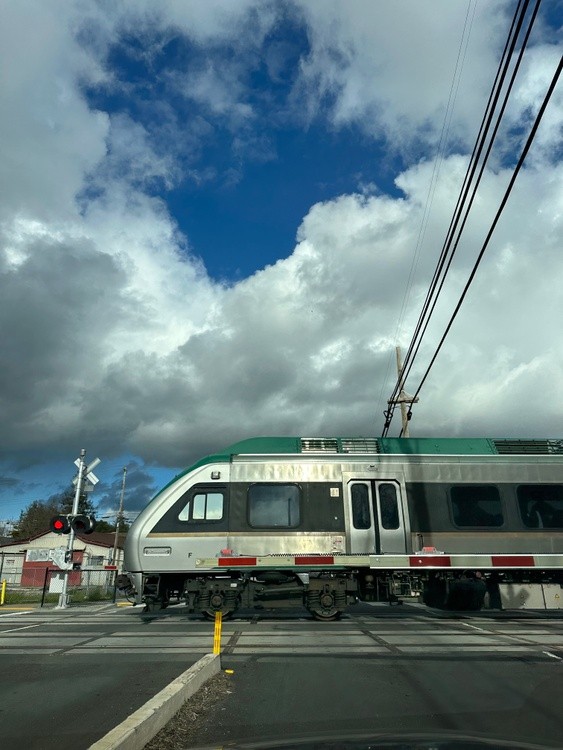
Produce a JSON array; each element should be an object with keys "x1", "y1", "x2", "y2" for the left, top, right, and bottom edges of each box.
[
  {"x1": 248, "y1": 484, "x2": 300, "y2": 528},
  {"x1": 450, "y1": 485, "x2": 503, "y2": 527},
  {"x1": 517, "y1": 485, "x2": 563, "y2": 529},
  {"x1": 351, "y1": 484, "x2": 370, "y2": 529},
  {"x1": 379, "y1": 483, "x2": 400, "y2": 529},
  {"x1": 178, "y1": 492, "x2": 224, "y2": 522}
]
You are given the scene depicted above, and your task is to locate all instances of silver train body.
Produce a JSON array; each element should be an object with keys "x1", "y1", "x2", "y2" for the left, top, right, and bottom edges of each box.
[{"x1": 123, "y1": 437, "x2": 563, "y2": 618}]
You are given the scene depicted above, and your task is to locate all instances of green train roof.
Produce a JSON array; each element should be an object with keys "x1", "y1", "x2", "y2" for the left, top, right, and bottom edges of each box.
[
  {"x1": 221, "y1": 436, "x2": 563, "y2": 457},
  {"x1": 186, "y1": 437, "x2": 563, "y2": 474},
  {"x1": 148, "y1": 436, "x2": 563, "y2": 507}
]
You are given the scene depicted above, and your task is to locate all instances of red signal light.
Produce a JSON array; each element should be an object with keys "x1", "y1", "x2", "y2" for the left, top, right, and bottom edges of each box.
[{"x1": 50, "y1": 515, "x2": 70, "y2": 534}]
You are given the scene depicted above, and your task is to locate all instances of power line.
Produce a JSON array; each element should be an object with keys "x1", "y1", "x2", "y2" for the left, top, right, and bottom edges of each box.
[
  {"x1": 406, "y1": 53, "x2": 562, "y2": 415},
  {"x1": 375, "y1": 0, "x2": 478, "y2": 422},
  {"x1": 384, "y1": 0, "x2": 533, "y2": 431},
  {"x1": 382, "y1": 0, "x2": 543, "y2": 436},
  {"x1": 398, "y1": 0, "x2": 541, "y2": 390}
]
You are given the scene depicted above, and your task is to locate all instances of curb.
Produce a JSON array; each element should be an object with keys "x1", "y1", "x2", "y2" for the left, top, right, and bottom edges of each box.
[{"x1": 88, "y1": 653, "x2": 220, "y2": 750}]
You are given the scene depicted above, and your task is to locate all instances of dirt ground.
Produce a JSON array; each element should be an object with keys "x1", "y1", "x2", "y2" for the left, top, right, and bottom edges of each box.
[{"x1": 145, "y1": 671, "x2": 233, "y2": 750}]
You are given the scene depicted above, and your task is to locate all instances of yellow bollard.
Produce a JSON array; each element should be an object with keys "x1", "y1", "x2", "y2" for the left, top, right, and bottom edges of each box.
[
  {"x1": 0, "y1": 579, "x2": 6, "y2": 606},
  {"x1": 213, "y1": 610, "x2": 223, "y2": 654}
]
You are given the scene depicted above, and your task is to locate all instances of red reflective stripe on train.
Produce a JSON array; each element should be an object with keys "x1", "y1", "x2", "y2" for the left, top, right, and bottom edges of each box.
[
  {"x1": 492, "y1": 555, "x2": 535, "y2": 567},
  {"x1": 294, "y1": 555, "x2": 334, "y2": 565},
  {"x1": 218, "y1": 557, "x2": 257, "y2": 566},
  {"x1": 409, "y1": 555, "x2": 452, "y2": 567}
]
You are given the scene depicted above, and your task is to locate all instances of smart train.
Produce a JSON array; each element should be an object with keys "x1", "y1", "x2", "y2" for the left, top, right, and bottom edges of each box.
[{"x1": 122, "y1": 436, "x2": 563, "y2": 619}]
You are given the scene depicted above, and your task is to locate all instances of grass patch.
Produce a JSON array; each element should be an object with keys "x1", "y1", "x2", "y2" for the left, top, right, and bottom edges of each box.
[{"x1": 2, "y1": 587, "x2": 114, "y2": 605}]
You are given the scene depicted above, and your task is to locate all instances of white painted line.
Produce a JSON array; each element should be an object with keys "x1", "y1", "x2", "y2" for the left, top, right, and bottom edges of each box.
[
  {"x1": 0, "y1": 623, "x2": 43, "y2": 634},
  {"x1": 88, "y1": 653, "x2": 220, "y2": 750},
  {"x1": 542, "y1": 651, "x2": 562, "y2": 661},
  {"x1": 0, "y1": 611, "x2": 28, "y2": 619},
  {"x1": 459, "y1": 621, "x2": 487, "y2": 632}
]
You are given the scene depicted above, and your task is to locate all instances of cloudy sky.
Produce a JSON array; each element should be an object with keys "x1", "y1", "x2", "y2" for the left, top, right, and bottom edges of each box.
[{"x1": 0, "y1": 1, "x2": 561, "y2": 523}]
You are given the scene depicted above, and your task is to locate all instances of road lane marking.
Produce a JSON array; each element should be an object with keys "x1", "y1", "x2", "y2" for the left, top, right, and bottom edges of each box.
[
  {"x1": 0, "y1": 611, "x2": 29, "y2": 618},
  {"x1": 542, "y1": 651, "x2": 562, "y2": 660},
  {"x1": 459, "y1": 621, "x2": 487, "y2": 632},
  {"x1": 0, "y1": 623, "x2": 43, "y2": 634}
]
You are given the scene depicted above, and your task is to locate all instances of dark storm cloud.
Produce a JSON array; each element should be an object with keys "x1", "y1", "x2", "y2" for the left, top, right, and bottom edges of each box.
[
  {"x1": 0, "y1": 231, "x2": 127, "y2": 453},
  {"x1": 95, "y1": 461, "x2": 158, "y2": 517},
  {"x1": 0, "y1": 477, "x2": 20, "y2": 489}
]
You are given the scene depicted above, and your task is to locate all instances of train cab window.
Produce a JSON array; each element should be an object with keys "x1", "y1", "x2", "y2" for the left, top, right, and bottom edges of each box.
[
  {"x1": 351, "y1": 484, "x2": 370, "y2": 529},
  {"x1": 517, "y1": 485, "x2": 563, "y2": 529},
  {"x1": 248, "y1": 484, "x2": 300, "y2": 528},
  {"x1": 379, "y1": 484, "x2": 400, "y2": 529},
  {"x1": 178, "y1": 491, "x2": 224, "y2": 522},
  {"x1": 450, "y1": 485, "x2": 503, "y2": 527}
]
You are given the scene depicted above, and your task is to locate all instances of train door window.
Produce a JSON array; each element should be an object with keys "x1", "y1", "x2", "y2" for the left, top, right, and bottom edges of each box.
[
  {"x1": 248, "y1": 484, "x2": 300, "y2": 528},
  {"x1": 450, "y1": 485, "x2": 503, "y2": 527},
  {"x1": 517, "y1": 485, "x2": 563, "y2": 528},
  {"x1": 351, "y1": 484, "x2": 371, "y2": 529},
  {"x1": 178, "y1": 491, "x2": 224, "y2": 522},
  {"x1": 379, "y1": 483, "x2": 400, "y2": 529}
]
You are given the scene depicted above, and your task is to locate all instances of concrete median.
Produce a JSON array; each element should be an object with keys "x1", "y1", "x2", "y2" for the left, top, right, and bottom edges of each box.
[{"x1": 88, "y1": 653, "x2": 220, "y2": 750}]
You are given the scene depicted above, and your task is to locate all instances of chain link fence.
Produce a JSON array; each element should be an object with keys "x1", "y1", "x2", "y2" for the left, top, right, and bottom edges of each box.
[
  {"x1": 0, "y1": 552, "x2": 124, "y2": 606},
  {"x1": 39, "y1": 568, "x2": 119, "y2": 606}
]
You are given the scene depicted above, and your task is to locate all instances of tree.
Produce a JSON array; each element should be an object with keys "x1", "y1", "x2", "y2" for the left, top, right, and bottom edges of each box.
[
  {"x1": 12, "y1": 485, "x2": 97, "y2": 539},
  {"x1": 12, "y1": 498, "x2": 61, "y2": 539},
  {"x1": 94, "y1": 519, "x2": 115, "y2": 533},
  {"x1": 58, "y1": 486, "x2": 96, "y2": 516},
  {"x1": 93, "y1": 517, "x2": 131, "y2": 533}
]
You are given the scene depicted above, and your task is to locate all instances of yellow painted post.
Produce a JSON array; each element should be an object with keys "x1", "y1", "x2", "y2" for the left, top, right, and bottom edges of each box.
[
  {"x1": 213, "y1": 611, "x2": 223, "y2": 654},
  {"x1": 0, "y1": 579, "x2": 6, "y2": 606}
]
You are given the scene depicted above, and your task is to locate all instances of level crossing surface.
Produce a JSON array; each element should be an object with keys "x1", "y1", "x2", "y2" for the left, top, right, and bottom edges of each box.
[{"x1": 0, "y1": 602, "x2": 562, "y2": 748}]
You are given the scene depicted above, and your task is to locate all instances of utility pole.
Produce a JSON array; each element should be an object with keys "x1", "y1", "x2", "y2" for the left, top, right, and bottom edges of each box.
[
  {"x1": 111, "y1": 466, "x2": 127, "y2": 567},
  {"x1": 387, "y1": 346, "x2": 419, "y2": 437}
]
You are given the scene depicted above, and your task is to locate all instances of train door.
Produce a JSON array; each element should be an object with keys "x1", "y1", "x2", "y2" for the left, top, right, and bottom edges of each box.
[{"x1": 345, "y1": 480, "x2": 407, "y2": 554}]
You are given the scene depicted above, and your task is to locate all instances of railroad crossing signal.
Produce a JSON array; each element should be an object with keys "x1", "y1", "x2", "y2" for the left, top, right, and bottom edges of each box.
[
  {"x1": 50, "y1": 515, "x2": 71, "y2": 534},
  {"x1": 71, "y1": 514, "x2": 95, "y2": 534},
  {"x1": 73, "y1": 456, "x2": 100, "y2": 491},
  {"x1": 50, "y1": 514, "x2": 95, "y2": 535}
]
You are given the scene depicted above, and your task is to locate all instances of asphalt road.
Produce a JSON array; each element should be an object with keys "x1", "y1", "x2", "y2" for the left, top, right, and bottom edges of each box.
[
  {"x1": 0, "y1": 602, "x2": 206, "y2": 749},
  {"x1": 1, "y1": 602, "x2": 562, "y2": 749}
]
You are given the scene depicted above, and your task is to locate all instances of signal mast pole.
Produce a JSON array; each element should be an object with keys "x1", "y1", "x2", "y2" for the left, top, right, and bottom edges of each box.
[
  {"x1": 111, "y1": 466, "x2": 127, "y2": 567},
  {"x1": 57, "y1": 449, "x2": 86, "y2": 609}
]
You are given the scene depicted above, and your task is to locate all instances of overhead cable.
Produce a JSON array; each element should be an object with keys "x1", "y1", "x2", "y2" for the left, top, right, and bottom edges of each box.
[
  {"x1": 406, "y1": 53, "x2": 562, "y2": 416},
  {"x1": 382, "y1": 0, "x2": 543, "y2": 436},
  {"x1": 384, "y1": 0, "x2": 533, "y2": 434},
  {"x1": 375, "y1": 0, "x2": 477, "y2": 422}
]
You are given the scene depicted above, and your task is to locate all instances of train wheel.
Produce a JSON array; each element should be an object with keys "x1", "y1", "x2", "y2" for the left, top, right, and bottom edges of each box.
[
  {"x1": 200, "y1": 589, "x2": 238, "y2": 620},
  {"x1": 307, "y1": 589, "x2": 344, "y2": 621},
  {"x1": 309, "y1": 608, "x2": 342, "y2": 622},
  {"x1": 201, "y1": 609, "x2": 234, "y2": 621}
]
